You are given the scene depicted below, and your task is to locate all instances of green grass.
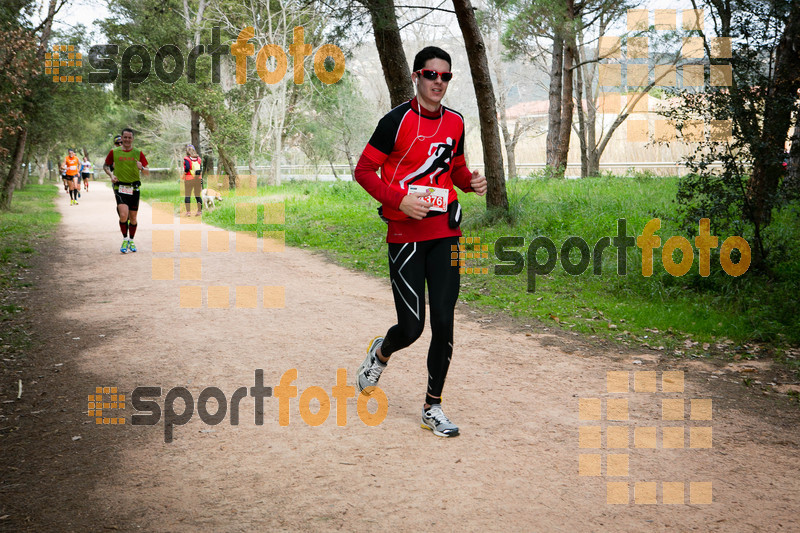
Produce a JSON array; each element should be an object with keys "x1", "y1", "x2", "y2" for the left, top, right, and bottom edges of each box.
[
  {"x1": 0, "y1": 185, "x2": 60, "y2": 287},
  {"x1": 139, "y1": 177, "x2": 800, "y2": 360},
  {"x1": 456, "y1": 176, "x2": 800, "y2": 354},
  {"x1": 0, "y1": 184, "x2": 60, "y2": 359}
]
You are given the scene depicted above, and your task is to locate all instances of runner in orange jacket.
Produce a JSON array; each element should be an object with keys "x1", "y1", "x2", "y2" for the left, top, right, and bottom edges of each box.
[{"x1": 65, "y1": 149, "x2": 82, "y2": 206}]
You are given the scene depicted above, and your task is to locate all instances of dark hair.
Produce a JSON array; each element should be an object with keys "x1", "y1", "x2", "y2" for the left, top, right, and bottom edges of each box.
[
  {"x1": 121, "y1": 127, "x2": 134, "y2": 136},
  {"x1": 412, "y1": 46, "x2": 451, "y2": 72}
]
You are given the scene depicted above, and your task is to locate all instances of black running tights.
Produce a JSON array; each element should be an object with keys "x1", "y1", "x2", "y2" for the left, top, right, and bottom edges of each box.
[{"x1": 380, "y1": 236, "x2": 460, "y2": 406}]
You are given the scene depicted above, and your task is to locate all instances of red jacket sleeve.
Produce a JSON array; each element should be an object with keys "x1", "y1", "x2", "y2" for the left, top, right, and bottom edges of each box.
[
  {"x1": 104, "y1": 150, "x2": 114, "y2": 166},
  {"x1": 354, "y1": 146, "x2": 406, "y2": 211},
  {"x1": 450, "y1": 124, "x2": 473, "y2": 193},
  {"x1": 139, "y1": 152, "x2": 148, "y2": 167},
  {"x1": 450, "y1": 154, "x2": 474, "y2": 193}
]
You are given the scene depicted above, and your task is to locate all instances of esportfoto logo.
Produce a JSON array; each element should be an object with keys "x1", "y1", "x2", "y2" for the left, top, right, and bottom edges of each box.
[
  {"x1": 90, "y1": 369, "x2": 388, "y2": 443},
  {"x1": 46, "y1": 44, "x2": 83, "y2": 83}
]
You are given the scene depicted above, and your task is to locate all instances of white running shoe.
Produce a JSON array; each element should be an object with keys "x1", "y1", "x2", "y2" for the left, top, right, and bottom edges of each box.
[
  {"x1": 357, "y1": 336, "x2": 385, "y2": 394},
  {"x1": 421, "y1": 404, "x2": 459, "y2": 437}
]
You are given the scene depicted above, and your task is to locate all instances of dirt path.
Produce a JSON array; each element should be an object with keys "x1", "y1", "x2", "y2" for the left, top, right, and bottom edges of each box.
[{"x1": 1, "y1": 182, "x2": 799, "y2": 532}]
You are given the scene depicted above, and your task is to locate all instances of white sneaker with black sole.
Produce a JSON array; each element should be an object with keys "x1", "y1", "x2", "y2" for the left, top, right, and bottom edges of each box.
[
  {"x1": 421, "y1": 404, "x2": 459, "y2": 437},
  {"x1": 356, "y1": 336, "x2": 385, "y2": 394}
]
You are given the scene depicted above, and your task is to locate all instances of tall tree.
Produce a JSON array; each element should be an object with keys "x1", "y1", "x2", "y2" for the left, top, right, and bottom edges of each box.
[
  {"x1": 662, "y1": 0, "x2": 800, "y2": 271},
  {"x1": 505, "y1": 0, "x2": 581, "y2": 175},
  {"x1": 453, "y1": 0, "x2": 509, "y2": 212},
  {"x1": 298, "y1": 72, "x2": 375, "y2": 177},
  {"x1": 181, "y1": 0, "x2": 207, "y2": 152},
  {"x1": 479, "y1": 0, "x2": 545, "y2": 180},
  {"x1": 102, "y1": 0, "x2": 242, "y2": 187},
  {"x1": 573, "y1": 14, "x2": 683, "y2": 177},
  {"x1": 505, "y1": 0, "x2": 647, "y2": 177},
  {"x1": 0, "y1": 0, "x2": 62, "y2": 209},
  {"x1": 741, "y1": 0, "x2": 800, "y2": 227},
  {"x1": 357, "y1": 0, "x2": 414, "y2": 108}
]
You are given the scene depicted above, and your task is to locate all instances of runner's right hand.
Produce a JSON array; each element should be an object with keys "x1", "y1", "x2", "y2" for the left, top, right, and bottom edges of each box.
[{"x1": 399, "y1": 191, "x2": 431, "y2": 220}]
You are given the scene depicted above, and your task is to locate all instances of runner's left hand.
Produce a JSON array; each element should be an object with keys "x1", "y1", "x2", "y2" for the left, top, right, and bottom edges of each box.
[{"x1": 471, "y1": 170, "x2": 487, "y2": 196}]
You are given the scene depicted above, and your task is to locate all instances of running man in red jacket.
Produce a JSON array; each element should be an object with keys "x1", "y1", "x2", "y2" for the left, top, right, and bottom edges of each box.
[{"x1": 354, "y1": 46, "x2": 487, "y2": 437}]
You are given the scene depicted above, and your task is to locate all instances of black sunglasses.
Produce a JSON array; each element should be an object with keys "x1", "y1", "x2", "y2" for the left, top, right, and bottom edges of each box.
[{"x1": 417, "y1": 69, "x2": 452, "y2": 82}]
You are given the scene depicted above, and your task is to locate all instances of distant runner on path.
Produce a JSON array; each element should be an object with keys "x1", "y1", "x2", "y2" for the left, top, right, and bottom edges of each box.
[
  {"x1": 60, "y1": 161, "x2": 69, "y2": 193},
  {"x1": 65, "y1": 149, "x2": 82, "y2": 206},
  {"x1": 103, "y1": 128, "x2": 149, "y2": 254},
  {"x1": 81, "y1": 156, "x2": 93, "y2": 192}
]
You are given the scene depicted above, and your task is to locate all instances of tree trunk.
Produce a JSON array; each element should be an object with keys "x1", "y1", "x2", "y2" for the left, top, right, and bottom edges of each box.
[
  {"x1": 21, "y1": 154, "x2": 30, "y2": 188},
  {"x1": 556, "y1": 36, "x2": 574, "y2": 174},
  {"x1": 0, "y1": 129, "x2": 28, "y2": 209},
  {"x1": 494, "y1": 38, "x2": 517, "y2": 181},
  {"x1": 202, "y1": 154, "x2": 214, "y2": 176},
  {"x1": 248, "y1": 96, "x2": 261, "y2": 177},
  {"x1": 452, "y1": 0, "x2": 508, "y2": 212},
  {"x1": 201, "y1": 112, "x2": 238, "y2": 188},
  {"x1": 345, "y1": 149, "x2": 355, "y2": 179},
  {"x1": 546, "y1": 36, "x2": 564, "y2": 171},
  {"x1": 587, "y1": 150, "x2": 600, "y2": 177},
  {"x1": 217, "y1": 145, "x2": 238, "y2": 190},
  {"x1": 361, "y1": 0, "x2": 414, "y2": 108},
  {"x1": 574, "y1": 28, "x2": 600, "y2": 178},
  {"x1": 191, "y1": 110, "x2": 201, "y2": 151},
  {"x1": 746, "y1": 0, "x2": 800, "y2": 229},
  {"x1": 786, "y1": 118, "x2": 800, "y2": 194},
  {"x1": 271, "y1": 127, "x2": 282, "y2": 187},
  {"x1": 328, "y1": 159, "x2": 340, "y2": 181},
  {"x1": 498, "y1": 96, "x2": 516, "y2": 180},
  {"x1": 492, "y1": 18, "x2": 514, "y2": 180},
  {"x1": 573, "y1": 38, "x2": 588, "y2": 179},
  {"x1": 584, "y1": 52, "x2": 599, "y2": 177},
  {"x1": 246, "y1": 84, "x2": 265, "y2": 178},
  {"x1": 184, "y1": 0, "x2": 205, "y2": 155},
  {"x1": 0, "y1": 0, "x2": 57, "y2": 209},
  {"x1": 269, "y1": 85, "x2": 286, "y2": 187},
  {"x1": 37, "y1": 155, "x2": 47, "y2": 185},
  {"x1": 506, "y1": 135, "x2": 518, "y2": 181}
]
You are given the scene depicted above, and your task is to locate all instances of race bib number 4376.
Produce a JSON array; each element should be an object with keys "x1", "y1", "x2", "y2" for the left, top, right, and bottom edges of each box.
[{"x1": 408, "y1": 185, "x2": 448, "y2": 212}]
